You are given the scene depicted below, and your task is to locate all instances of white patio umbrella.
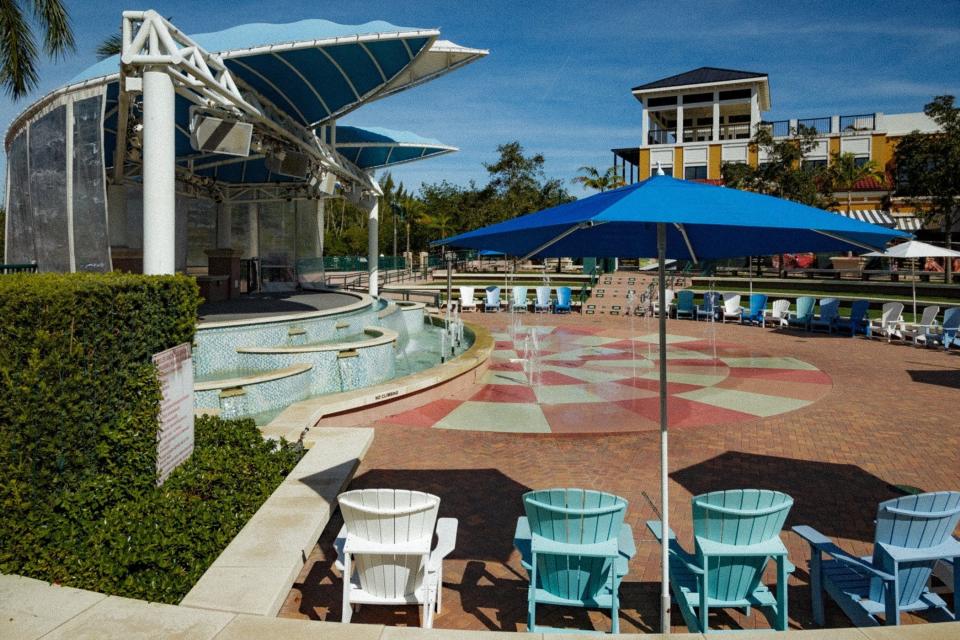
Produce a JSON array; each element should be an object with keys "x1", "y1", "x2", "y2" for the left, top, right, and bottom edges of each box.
[{"x1": 863, "y1": 240, "x2": 960, "y2": 317}]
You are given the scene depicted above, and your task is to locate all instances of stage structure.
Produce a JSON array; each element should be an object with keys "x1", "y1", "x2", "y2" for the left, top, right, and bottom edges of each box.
[{"x1": 4, "y1": 10, "x2": 486, "y2": 296}]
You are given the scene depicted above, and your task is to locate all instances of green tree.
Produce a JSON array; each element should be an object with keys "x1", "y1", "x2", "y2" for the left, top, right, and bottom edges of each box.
[
  {"x1": 894, "y1": 95, "x2": 960, "y2": 280},
  {"x1": 0, "y1": 0, "x2": 75, "y2": 99},
  {"x1": 829, "y1": 152, "x2": 886, "y2": 214},
  {"x1": 573, "y1": 165, "x2": 625, "y2": 192},
  {"x1": 95, "y1": 32, "x2": 121, "y2": 60}
]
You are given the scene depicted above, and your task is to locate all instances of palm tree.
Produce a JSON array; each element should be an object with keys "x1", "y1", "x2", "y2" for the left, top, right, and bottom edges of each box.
[
  {"x1": 829, "y1": 152, "x2": 887, "y2": 214},
  {"x1": 95, "y1": 33, "x2": 121, "y2": 61},
  {"x1": 418, "y1": 210, "x2": 455, "y2": 240},
  {"x1": 573, "y1": 165, "x2": 625, "y2": 192},
  {"x1": 0, "y1": 0, "x2": 75, "y2": 99}
]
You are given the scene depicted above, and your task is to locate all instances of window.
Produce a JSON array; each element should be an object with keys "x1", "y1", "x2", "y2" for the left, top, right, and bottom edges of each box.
[
  {"x1": 802, "y1": 159, "x2": 827, "y2": 173},
  {"x1": 684, "y1": 165, "x2": 708, "y2": 180},
  {"x1": 647, "y1": 96, "x2": 677, "y2": 108},
  {"x1": 651, "y1": 166, "x2": 673, "y2": 177},
  {"x1": 682, "y1": 92, "x2": 713, "y2": 104},
  {"x1": 727, "y1": 114, "x2": 751, "y2": 123},
  {"x1": 854, "y1": 156, "x2": 870, "y2": 168},
  {"x1": 719, "y1": 88, "x2": 752, "y2": 101}
]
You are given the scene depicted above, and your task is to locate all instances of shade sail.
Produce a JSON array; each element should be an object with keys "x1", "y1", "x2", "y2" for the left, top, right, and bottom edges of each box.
[
  {"x1": 438, "y1": 175, "x2": 910, "y2": 259},
  {"x1": 333, "y1": 126, "x2": 456, "y2": 169}
]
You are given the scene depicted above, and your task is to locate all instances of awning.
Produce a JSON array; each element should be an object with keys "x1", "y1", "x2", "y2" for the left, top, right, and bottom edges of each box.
[
  {"x1": 836, "y1": 209, "x2": 894, "y2": 226},
  {"x1": 333, "y1": 126, "x2": 456, "y2": 169},
  {"x1": 894, "y1": 216, "x2": 923, "y2": 232}
]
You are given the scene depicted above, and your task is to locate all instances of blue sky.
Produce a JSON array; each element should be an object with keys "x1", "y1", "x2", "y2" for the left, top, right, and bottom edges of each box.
[{"x1": 2, "y1": 0, "x2": 959, "y2": 199}]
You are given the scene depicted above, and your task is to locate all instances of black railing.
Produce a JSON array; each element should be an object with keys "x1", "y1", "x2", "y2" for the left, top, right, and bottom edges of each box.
[
  {"x1": 682, "y1": 125, "x2": 713, "y2": 142},
  {"x1": 647, "y1": 129, "x2": 676, "y2": 145},
  {"x1": 0, "y1": 263, "x2": 38, "y2": 274},
  {"x1": 840, "y1": 113, "x2": 875, "y2": 134},
  {"x1": 720, "y1": 123, "x2": 751, "y2": 140},
  {"x1": 797, "y1": 117, "x2": 832, "y2": 135},
  {"x1": 760, "y1": 120, "x2": 790, "y2": 138}
]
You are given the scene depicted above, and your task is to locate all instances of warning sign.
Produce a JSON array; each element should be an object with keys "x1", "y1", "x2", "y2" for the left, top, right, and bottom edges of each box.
[{"x1": 153, "y1": 343, "x2": 194, "y2": 485}]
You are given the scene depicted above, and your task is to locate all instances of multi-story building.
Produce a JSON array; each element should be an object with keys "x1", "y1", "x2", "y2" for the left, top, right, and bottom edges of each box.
[{"x1": 612, "y1": 67, "x2": 939, "y2": 230}]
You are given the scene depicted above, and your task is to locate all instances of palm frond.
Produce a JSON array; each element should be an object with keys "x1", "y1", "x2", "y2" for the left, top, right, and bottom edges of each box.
[
  {"x1": 0, "y1": 1, "x2": 39, "y2": 98},
  {"x1": 95, "y1": 33, "x2": 122, "y2": 61},
  {"x1": 30, "y1": 0, "x2": 74, "y2": 57}
]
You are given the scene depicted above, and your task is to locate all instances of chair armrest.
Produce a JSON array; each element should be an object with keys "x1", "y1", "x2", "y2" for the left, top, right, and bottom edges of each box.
[
  {"x1": 646, "y1": 520, "x2": 703, "y2": 575},
  {"x1": 876, "y1": 538, "x2": 960, "y2": 564},
  {"x1": 428, "y1": 517, "x2": 458, "y2": 571},
  {"x1": 694, "y1": 534, "x2": 788, "y2": 559},
  {"x1": 792, "y1": 525, "x2": 894, "y2": 581},
  {"x1": 619, "y1": 523, "x2": 637, "y2": 560},
  {"x1": 333, "y1": 524, "x2": 347, "y2": 572}
]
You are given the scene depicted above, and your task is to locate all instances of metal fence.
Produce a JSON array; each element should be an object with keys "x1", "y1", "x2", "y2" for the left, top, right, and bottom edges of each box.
[
  {"x1": 797, "y1": 117, "x2": 832, "y2": 135},
  {"x1": 840, "y1": 113, "x2": 875, "y2": 134}
]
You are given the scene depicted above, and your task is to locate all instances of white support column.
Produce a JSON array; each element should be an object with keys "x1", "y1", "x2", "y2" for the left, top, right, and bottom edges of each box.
[
  {"x1": 367, "y1": 197, "x2": 379, "y2": 297},
  {"x1": 712, "y1": 92, "x2": 721, "y2": 141},
  {"x1": 141, "y1": 67, "x2": 176, "y2": 274},
  {"x1": 216, "y1": 199, "x2": 232, "y2": 249},
  {"x1": 247, "y1": 202, "x2": 259, "y2": 259},
  {"x1": 750, "y1": 87, "x2": 761, "y2": 133},
  {"x1": 676, "y1": 103, "x2": 684, "y2": 145},
  {"x1": 315, "y1": 198, "x2": 325, "y2": 257},
  {"x1": 641, "y1": 99, "x2": 649, "y2": 147},
  {"x1": 107, "y1": 183, "x2": 128, "y2": 247}
]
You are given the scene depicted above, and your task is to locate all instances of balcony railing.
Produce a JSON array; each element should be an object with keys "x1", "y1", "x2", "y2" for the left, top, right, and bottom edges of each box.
[
  {"x1": 720, "y1": 123, "x2": 751, "y2": 140},
  {"x1": 682, "y1": 125, "x2": 713, "y2": 142},
  {"x1": 648, "y1": 129, "x2": 676, "y2": 145},
  {"x1": 840, "y1": 113, "x2": 875, "y2": 134},
  {"x1": 760, "y1": 120, "x2": 790, "y2": 138},
  {"x1": 796, "y1": 117, "x2": 832, "y2": 135}
]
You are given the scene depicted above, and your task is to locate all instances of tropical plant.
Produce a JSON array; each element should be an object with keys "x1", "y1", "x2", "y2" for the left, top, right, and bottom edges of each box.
[
  {"x1": 0, "y1": 0, "x2": 75, "y2": 99},
  {"x1": 829, "y1": 152, "x2": 886, "y2": 213},
  {"x1": 573, "y1": 165, "x2": 625, "y2": 192},
  {"x1": 95, "y1": 32, "x2": 122, "y2": 60}
]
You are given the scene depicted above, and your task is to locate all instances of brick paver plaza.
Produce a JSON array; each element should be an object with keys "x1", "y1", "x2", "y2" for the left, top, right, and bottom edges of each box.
[{"x1": 281, "y1": 311, "x2": 960, "y2": 633}]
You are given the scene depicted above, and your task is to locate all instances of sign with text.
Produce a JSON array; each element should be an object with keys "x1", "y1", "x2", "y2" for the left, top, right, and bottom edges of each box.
[{"x1": 153, "y1": 343, "x2": 194, "y2": 485}]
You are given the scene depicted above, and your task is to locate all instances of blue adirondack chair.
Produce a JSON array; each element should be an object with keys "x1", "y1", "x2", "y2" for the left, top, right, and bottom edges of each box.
[
  {"x1": 697, "y1": 291, "x2": 722, "y2": 321},
  {"x1": 511, "y1": 286, "x2": 529, "y2": 312},
  {"x1": 514, "y1": 488, "x2": 636, "y2": 633},
  {"x1": 785, "y1": 296, "x2": 816, "y2": 331},
  {"x1": 741, "y1": 293, "x2": 768, "y2": 326},
  {"x1": 555, "y1": 286, "x2": 572, "y2": 313},
  {"x1": 647, "y1": 489, "x2": 794, "y2": 633},
  {"x1": 834, "y1": 299, "x2": 870, "y2": 336},
  {"x1": 794, "y1": 491, "x2": 960, "y2": 627},
  {"x1": 485, "y1": 286, "x2": 501, "y2": 312},
  {"x1": 810, "y1": 298, "x2": 840, "y2": 333},
  {"x1": 923, "y1": 307, "x2": 960, "y2": 351},
  {"x1": 676, "y1": 289, "x2": 696, "y2": 319}
]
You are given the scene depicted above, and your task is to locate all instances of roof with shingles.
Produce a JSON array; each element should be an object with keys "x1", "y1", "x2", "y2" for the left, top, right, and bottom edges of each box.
[{"x1": 632, "y1": 67, "x2": 767, "y2": 92}]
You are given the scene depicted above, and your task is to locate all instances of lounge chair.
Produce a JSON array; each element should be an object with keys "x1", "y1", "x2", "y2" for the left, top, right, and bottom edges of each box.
[
  {"x1": 740, "y1": 293, "x2": 768, "y2": 327},
  {"x1": 514, "y1": 488, "x2": 635, "y2": 633},
  {"x1": 794, "y1": 491, "x2": 960, "y2": 627},
  {"x1": 484, "y1": 286, "x2": 500, "y2": 312},
  {"x1": 654, "y1": 288, "x2": 676, "y2": 317},
  {"x1": 511, "y1": 286, "x2": 529, "y2": 312},
  {"x1": 534, "y1": 286, "x2": 552, "y2": 313},
  {"x1": 868, "y1": 302, "x2": 904, "y2": 342},
  {"x1": 901, "y1": 305, "x2": 939, "y2": 346},
  {"x1": 647, "y1": 489, "x2": 794, "y2": 633},
  {"x1": 784, "y1": 296, "x2": 815, "y2": 330},
  {"x1": 676, "y1": 289, "x2": 696, "y2": 319},
  {"x1": 555, "y1": 286, "x2": 572, "y2": 313},
  {"x1": 768, "y1": 298, "x2": 791, "y2": 326},
  {"x1": 335, "y1": 489, "x2": 458, "y2": 628},
  {"x1": 696, "y1": 291, "x2": 721, "y2": 321},
  {"x1": 809, "y1": 298, "x2": 840, "y2": 333},
  {"x1": 834, "y1": 299, "x2": 870, "y2": 337},
  {"x1": 459, "y1": 286, "x2": 477, "y2": 312},
  {"x1": 721, "y1": 293, "x2": 742, "y2": 323},
  {"x1": 920, "y1": 306, "x2": 960, "y2": 350}
]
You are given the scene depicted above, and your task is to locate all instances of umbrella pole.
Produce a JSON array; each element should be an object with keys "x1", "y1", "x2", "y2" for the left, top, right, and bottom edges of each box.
[
  {"x1": 912, "y1": 262, "x2": 917, "y2": 319},
  {"x1": 657, "y1": 222, "x2": 671, "y2": 633}
]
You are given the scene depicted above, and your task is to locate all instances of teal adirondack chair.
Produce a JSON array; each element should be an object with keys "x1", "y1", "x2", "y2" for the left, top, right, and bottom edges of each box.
[
  {"x1": 835, "y1": 299, "x2": 870, "y2": 336},
  {"x1": 794, "y1": 491, "x2": 960, "y2": 627},
  {"x1": 741, "y1": 293, "x2": 768, "y2": 326},
  {"x1": 785, "y1": 296, "x2": 816, "y2": 331},
  {"x1": 697, "y1": 291, "x2": 722, "y2": 321},
  {"x1": 511, "y1": 286, "x2": 529, "y2": 312},
  {"x1": 810, "y1": 298, "x2": 840, "y2": 333},
  {"x1": 555, "y1": 286, "x2": 572, "y2": 313},
  {"x1": 514, "y1": 488, "x2": 635, "y2": 633},
  {"x1": 647, "y1": 489, "x2": 794, "y2": 633},
  {"x1": 676, "y1": 289, "x2": 696, "y2": 319}
]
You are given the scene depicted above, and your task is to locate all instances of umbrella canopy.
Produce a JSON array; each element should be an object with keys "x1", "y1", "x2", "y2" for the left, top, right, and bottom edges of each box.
[
  {"x1": 864, "y1": 240, "x2": 960, "y2": 317},
  {"x1": 437, "y1": 174, "x2": 908, "y2": 634},
  {"x1": 439, "y1": 175, "x2": 909, "y2": 259}
]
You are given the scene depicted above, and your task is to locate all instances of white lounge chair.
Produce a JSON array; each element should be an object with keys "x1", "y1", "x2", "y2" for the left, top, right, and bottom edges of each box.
[
  {"x1": 769, "y1": 299, "x2": 791, "y2": 327},
  {"x1": 335, "y1": 489, "x2": 458, "y2": 628},
  {"x1": 534, "y1": 286, "x2": 552, "y2": 313},
  {"x1": 901, "y1": 305, "x2": 939, "y2": 346},
  {"x1": 868, "y1": 302, "x2": 904, "y2": 342},
  {"x1": 654, "y1": 288, "x2": 675, "y2": 316},
  {"x1": 459, "y1": 286, "x2": 477, "y2": 312},
  {"x1": 721, "y1": 293, "x2": 742, "y2": 323}
]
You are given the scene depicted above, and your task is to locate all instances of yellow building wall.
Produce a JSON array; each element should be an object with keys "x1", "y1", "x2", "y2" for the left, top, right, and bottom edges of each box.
[
  {"x1": 674, "y1": 147, "x2": 684, "y2": 178},
  {"x1": 872, "y1": 134, "x2": 894, "y2": 171},
  {"x1": 748, "y1": 145, "x2": 758, "y2": 168},
  {"x1": 639, "y1": 148, "x2": 650, "y2": 180},
  {"x1": 829, "y1": 137, "x2": 840, "y2": 158},
  {"x1": 708, "y1": 144, "x2": 722, "y2": 180}
]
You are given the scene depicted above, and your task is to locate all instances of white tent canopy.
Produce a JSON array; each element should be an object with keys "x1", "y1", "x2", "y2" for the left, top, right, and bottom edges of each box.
[{"x1": 864, "y1": 240, "x2": 960, "y2": 317}]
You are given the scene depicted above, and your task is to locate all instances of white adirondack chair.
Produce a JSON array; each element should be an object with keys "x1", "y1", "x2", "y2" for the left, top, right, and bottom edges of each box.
[
  {"x1": 721, "y1": 293, "x2": 742, "y2": 323},
  {"x1": 902, "y1": 305, "x2": 940, "y2": 346},
  {"x1": 459, "y1": 286, "x2": 477, "y2": 312},
  {"x1": 869, "y1": 302, "x2": 904, "y2": 342},
  {"x1": 769, "y1": 298, "x2": 791, "y2": 327},
  {"x1": 334, "y1": 489, "x2": 458, "y2": 628},
  {"x1": 654, "y1": 288, "x2": 675, "y2": 316}
]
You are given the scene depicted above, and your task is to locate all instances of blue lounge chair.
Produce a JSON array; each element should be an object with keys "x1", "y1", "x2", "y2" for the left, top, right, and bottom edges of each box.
[
  {"x1": 923, "y1": 306, "x2": 960, "y2": 351},
  {"x1": 555, "y1": 286, "x2": 572, "y2": 313},
  {"x1": 810, "y1": 298, "x2": 840, "y2": 333},
  {"x1": 484, "y1": 286, "x2": 501, "y2": 312},
  {"x1": 511, "y1": 286, "x2": 528, "y2": 312},
  {"x1": 647, "y1": 489, "x2": 794, "y2": 633},
  {"x1": 794, "y1": 491, "x2": 960, "y2": 627},
  {"x1": 696, "y1": 291, "x2": 721, "y2": 321},
  {"x1": 740, "y1": 293, "x2": 768, "y2": 326},
  {"x1": 676, "y1": 289, "x2": 696, "y2": 319},
  {"x1": 785, "y1": 296, "x2": 815, "y2": 331},
  {"x1": 515, "y1": 489, "x2": 635, "y2": 634},
  {"x1": 834, "y1": 299, "x2": 870, "y2": 336}
]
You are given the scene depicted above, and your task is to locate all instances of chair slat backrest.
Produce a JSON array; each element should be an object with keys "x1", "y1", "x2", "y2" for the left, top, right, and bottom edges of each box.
[
  {"x1": 771, "y1": 299, "x2": 790, "y2": 319},
  {"x1": 677, "y1": 290, "x2": 696, "y2": 313},
  {"x1": 702, "y1": 291, "x2": 720, "y2": 311},
  {"x1": 918, "y1": 305, "x2": 940, "y2": 328},
  {"x1": 513, "y1": 286, "x2": 528, "y2": 306},
  {"x1": 943, "y1": 307, "x2": 960, "y2": 331},
  {"x1": 557, "y1": 287, "x2": 572, "y2": 307},
  {"x1": 849, "y1": 299, "x2": 870, "y2": 323},
  {"x1": 460, "y1": 286, "x2": 475, "y2": 303},
  {"x1": 524, "y1": 489, "x2": 627, "y2": 602},
  {"x1": 692, "y1": 489, "x2": 793, "y2": 603},
  {"x1": 818, "y1": 298, "x2": 839, "y2": 322},
  {"x1": 795, "y1": 297, "x2": 815, "y2": 320},
  {"x1": 723, "y1": 293, "x2": 741, "y2": 314},
  {"x1": 486, "y1": 286, "x2": 500, "y2": 306},
  {"x1": 880, "y1": 302, "x2": 904, "y2": 329},
  {"x1": 869, "y1": 491, "x2": 960, "y2": 606},
  {"x1": 339, "y1": 489, "x2": 440, "y2": 599},
  {"x1": 536, "y1": 286, "x2": 551, "y2": 307},
  {"x1": 748, "y1": 294, "x2": 767, "y2": 318}
]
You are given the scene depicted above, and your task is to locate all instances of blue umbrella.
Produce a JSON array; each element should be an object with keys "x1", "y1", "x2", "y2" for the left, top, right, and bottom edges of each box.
[{"x1": 438, "y1": 173, "x2": 909, "y2": 633}]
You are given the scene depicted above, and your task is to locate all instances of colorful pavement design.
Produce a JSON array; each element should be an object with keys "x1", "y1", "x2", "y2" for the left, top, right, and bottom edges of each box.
[{"x1": 379, "y1": 324, "x2": 832, "y2": 433}]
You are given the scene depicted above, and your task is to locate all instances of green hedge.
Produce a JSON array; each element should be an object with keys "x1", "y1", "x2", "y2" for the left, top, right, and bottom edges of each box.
[{"x1": 0, "y1": 273, "x2": 304, "y2": 601}]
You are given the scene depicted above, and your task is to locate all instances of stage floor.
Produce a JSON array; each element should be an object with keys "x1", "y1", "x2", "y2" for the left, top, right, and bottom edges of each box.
[{"x1": 197, "y1": 291, "x2": 362, "y2": 323}]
